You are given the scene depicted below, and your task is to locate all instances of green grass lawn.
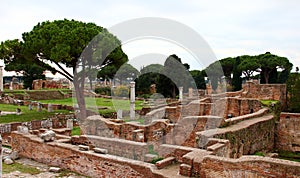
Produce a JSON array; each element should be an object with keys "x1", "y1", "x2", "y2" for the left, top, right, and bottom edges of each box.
[
  {"x1": 260, "y1": 100, "x2": 279, "y2": 106},
  {"x1": 39, "y1": 97, "x2": 143, "y2": 109},
  {"x1": 0, "y1": 104, "x2": 71, "y2": 124}
]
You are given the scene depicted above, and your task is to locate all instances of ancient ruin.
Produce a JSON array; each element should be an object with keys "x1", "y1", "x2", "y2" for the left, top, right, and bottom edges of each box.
[{"x1": 1, "y1": 81, "x2": 300, "y2": 177}]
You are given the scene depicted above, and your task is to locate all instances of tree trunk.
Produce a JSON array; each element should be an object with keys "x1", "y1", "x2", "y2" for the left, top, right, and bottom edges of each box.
[
  {"x1": 73, "y1": 66, "x2": 87, "y2": 123},
  {"x1": 264, "y1": 71, "x2": 269, "y2": 84}
]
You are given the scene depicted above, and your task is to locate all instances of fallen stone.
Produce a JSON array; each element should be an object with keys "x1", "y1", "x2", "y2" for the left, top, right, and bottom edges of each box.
[
  {"x1": 2, "y1": 155, "x2": 10, "y2": 161},
  {"x1": 4, "y1": 158, "x2": 14, "y2": 165},
  {"x1": 93, "y1": 148, "x2": 108, "y2": 154},
  {"x1": 40, "y1": 130, "x2": 56, "y2": 142},
  {"x1": 79, "y1": 145, "x2": 89, "y2": 151},
  {"x1": 17, "y1": 126, "x2": 29, "y2": 134},
  {"x1": 266, "y1": 153, "x2": 279, "y2": 158},
  {"x1": 10, "y1": 151, "x2": 19, "y2": 160},
  {"x1": 3, "y1": 148, "x2": 12, "y2": 154},
  {"x1": 49, "y1": 167, "x2": 61, "y2": 173}
]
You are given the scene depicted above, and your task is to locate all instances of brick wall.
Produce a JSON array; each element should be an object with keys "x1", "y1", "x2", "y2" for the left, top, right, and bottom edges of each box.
[
  {"x1": 200, "y1": 155, "x2": 300, "y2": 178},
  {"x1": 242, "y1": 81, "x2": 286, "y2": 108},
  {"x1": 224, "y1": 98, "x2": 262, "y2": 118},
  {"x1": 166, "y1": 116, "x2": 223, "y2": 147},
  {"x1": 0, "y1": 114, "x2": 75, "y2": 144},
  {"x1": 11, "y1": 132, "x2": 165, "y2": 178},
  {"x1": 277, "y1": 112, "x2": 300, "y2": 152},
  {"x1": 197, "y1": 114, "x2": 275, "y2": 158},
  {"x1": 71, "y1": 135, "x2": 148, "y2": 161}
]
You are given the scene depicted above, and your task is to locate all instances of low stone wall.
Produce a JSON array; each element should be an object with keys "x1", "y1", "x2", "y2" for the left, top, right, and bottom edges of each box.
[
  {"x1": 200, "y1": 155, "x2": 300, "y2": 178},
  {"x1": 71, "y1": 135, "x2": 148, "y2": 161},
  {"x1": 145, "y1": 97, "x2": 262, "y2": 124},
  {"x1": 277, "y1": 112, "x2": 300, "y2": 152},
  {"x1": 158, "y1": 144, "x2": 205, "y2": 163},
  {"x1": 82, "y1": 115, "x2": 223, "y2": 148},
  {"x1": 0, "y1": 114, "x2": 75, "y2": 144},
  {"x1": 197, "y1": 114, "x2": 275, "y2": 158},
  {"x1": 11, "y1": 132, "x2": 165, "y2": 178},
  {"x1": 81, "y1": 116, "x2": 172, "y2": 144},
  {"x1": 222, "y1": 108, "x2": 269, "y2": 127}
]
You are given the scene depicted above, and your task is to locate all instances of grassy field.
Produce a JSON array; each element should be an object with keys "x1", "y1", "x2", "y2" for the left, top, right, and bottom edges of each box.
[
  {"x1": 0, "y1": 104, "x2": 71, "y2": 124},
  {"x1": 39, "y1": 97, "x2": 144, "y2": 117},
  {"x1": 39, "y1": 97, "x2": 144, "y2": 110}
]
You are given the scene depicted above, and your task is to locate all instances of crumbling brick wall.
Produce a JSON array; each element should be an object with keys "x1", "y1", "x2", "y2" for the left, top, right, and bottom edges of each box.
[
  {"x1": 200, "y1": 155, "x2": 300, "y2": 178},
  {"x1": 277, "y1": 112, "x2": 300, "y2": 152},
  {"x1": 11, "y1": 132, "x2": 164, "y2": 178},
  {"x1": 242, "y1": 81, "x2": 286, "y2": 108}
]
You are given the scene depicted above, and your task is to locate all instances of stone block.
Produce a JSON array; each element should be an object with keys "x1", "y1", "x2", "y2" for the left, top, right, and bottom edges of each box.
[
  {"x1": 40, "y1": 130, "x2": 56, "y2": 142},
  {"x1": 144, "y1": 154, "x2": 158, "y2": 163},
  {"x1": 93, "y1": 148, "x2": 108, "y2": 154},
  {"x1": 49, "y1": 167, "x2": 61, "y2": 173},
  {"x1": 4, "y1": 158, "x2": 14, "y2": 165},
  {"x1": 10, "y1": 151, "x2": 19, "y2": 160},
  {"x1": 17, "y1": 126, "x2": 29, "y2": 134},
  {"x1": 79, "y1": 145, "x2": 89, "y2": 151}
]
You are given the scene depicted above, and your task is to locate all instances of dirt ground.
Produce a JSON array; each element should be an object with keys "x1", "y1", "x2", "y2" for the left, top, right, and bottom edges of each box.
[{"x1": 2, "y1": 157, "x2": 88, "y2": 178}]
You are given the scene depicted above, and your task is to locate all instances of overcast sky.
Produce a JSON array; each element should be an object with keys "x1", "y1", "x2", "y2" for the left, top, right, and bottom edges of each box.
[{"x1": 0, "y1": 0, "x2": 299, "y2": 77}]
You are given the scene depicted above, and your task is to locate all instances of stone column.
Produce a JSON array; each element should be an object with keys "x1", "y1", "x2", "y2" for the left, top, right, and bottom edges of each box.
[
  {"x1": 188, "y1": 88, "x2": 193, "y2": 98},
  {"x1": 117, "y1": 109, "x2": 123, "y2": 119},
  {"x1": 130, "y1": 82, "x2": 135, "y2": 120},
  {"x1": 48, "y1": 103, "x2": 53, "y2": 112},
  {"x1": 37, "y1": 102, "x2": 42, "y2": 112},
  {"x1": 179, "y1": 86, "x2": 183, "y2": 102},
  {"x1": 67, "y1": 119, "x2": 73, "y2": 129},
  {"x1": 0, "y1": 66, "x2": 3, "y2": 92},
  {"x1": 28, "y1": 102, "x2": 33, "y2": 110}
]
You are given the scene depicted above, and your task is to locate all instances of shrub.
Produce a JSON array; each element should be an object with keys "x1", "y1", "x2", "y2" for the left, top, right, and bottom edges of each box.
[
  {"x1": 113, "y1": 85, "x2": 129, "y2": 97},
  {"x1": 95, "y1": 87, "x2": 111, "y2": 96}
]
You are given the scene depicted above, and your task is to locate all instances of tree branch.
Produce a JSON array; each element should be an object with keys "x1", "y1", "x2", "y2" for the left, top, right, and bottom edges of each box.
[
  {"x1": 34, "y1": 58, "x2": 73, "y2": 82},
  {"x1": 53, "y1": 61, "x2": 74, "y2": 79}
]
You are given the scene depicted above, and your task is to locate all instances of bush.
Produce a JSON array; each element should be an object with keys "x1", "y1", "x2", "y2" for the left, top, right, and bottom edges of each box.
[
  {"x1": 95, "y1": 87, "x2": 111, "y2": 96},
  {"x1": 113, "y1": 85, "x2": 129, "y2": 97},
  {"x1": 151, "y1": 157, "x2": 163, "y2": 164},
  {"x1": 71, "y1": 126, "x2": 81, "y2": 136}
]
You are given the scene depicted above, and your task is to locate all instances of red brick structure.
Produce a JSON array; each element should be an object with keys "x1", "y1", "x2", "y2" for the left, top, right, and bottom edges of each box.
[
  {"x1": 32, "y1": 79, "x2": 68, "y2": 90},
  {"x1": 277, "y1": 112, "x2": 300, "y2": 152},
  {"x1": 242, "y1": 81, "x2": 287, "y2": 108}
]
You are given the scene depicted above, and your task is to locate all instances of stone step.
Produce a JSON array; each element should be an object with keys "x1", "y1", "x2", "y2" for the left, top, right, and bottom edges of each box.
[
  {"x1": 152, "y1": 163, "x2": 188, "y2": 178},
  {"x1": 155, "y1": 157, "x2": 176, "y2": 169},
  {"x1": 207, "y1": 143, "x2": 225, "y2": 152}
]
